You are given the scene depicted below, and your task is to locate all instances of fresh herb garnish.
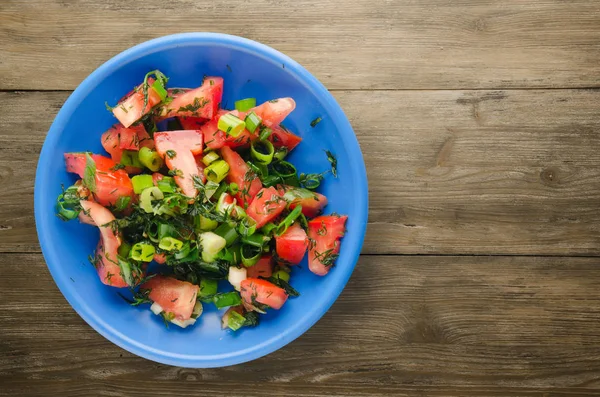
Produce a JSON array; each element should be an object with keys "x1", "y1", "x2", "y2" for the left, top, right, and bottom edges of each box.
[
  {"x1": 325, "y1": 150, "x2": 337, "y2": 178},
  {"x1": 166, "y1": 150, "x2": 177, "y2": 159},
  {"x1": 310, "y1": 117, "x2": 322, "y2": 127},
  {"x1": 83, "y1": 153, "x2": 96, "y2": 192}
]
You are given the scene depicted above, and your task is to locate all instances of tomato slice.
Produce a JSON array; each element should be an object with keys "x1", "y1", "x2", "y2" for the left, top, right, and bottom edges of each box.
[
  {"x1": 240, "y1": 278, "x2": 288, "y2": 310},
  {"x1": 112, "y1": 77, "x2": 163, "y2": 128},
  {"x1": 194, "y1": 154, "x2": 207, "y2": 184},
  {"x1": 117, "y1": 124, "x2": 154, "y2": 151},
  {"x1": 202, "y1": 110, "x2": 254, "y2": 150},
  {"x1": 269, "y1": 125, "x2": 302, "y2": 152},
  {"x1": 154, "y1": 130, "x2": 203, "y2": 198},
  {"x1": 279, "y1": 186, "x2": 328, "y2": 218},
  {"x1": 220, "y1": 146, "x2": 262, "y2": 207},
  {"x1": 79, "y1": 200, "x2": 128, "y2": 287},
  {"x1": 307, "y1": 215, "x2": 348, "y2": 276},
  {"x1": 246, "y1": 255, "x2": 274, "y2": 278},
  {"x1": 142, "y1": 276, "x2": 199, "y2": 320},
  {"x1": 246, "y1": 187, "x2": 287, "y2": 229},
  {"x1": 100, "y1": 124, "x2": 143, "y2": 174},
  {"x1": 275, "y1": 223, "x2": 308, "y2": 265},
  {"x1": 158, "y1": 77, "x2": 223, "y2": 120},
  {"x1": 178, "y1": 116, "x2": 207, "y2": 131},
  {"x1": 250, "y1": 98, "x2": 296, "y2": 128},
  {"x1": 64, "y1": 153, "x2": 134, "y2": 207}
]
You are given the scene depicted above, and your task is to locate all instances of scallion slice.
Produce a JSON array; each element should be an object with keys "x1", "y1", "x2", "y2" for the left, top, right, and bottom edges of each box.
[
  {"x1": 218, "y1": 113, "x2": 246, "y2": 138},
  {"x1": 139, "y1": 187, "x2": 164, "y2": 213},
  {"x1": 198, "y1": 279, "x2": 218, "y2": 302},
  {"x1": 204, "y1": 160, "x2": 230, "y2": 183},
  {"x1": 214, "y1": 223, "x2": 239, "y2": 246},
  {"x1": 244, "y1": 111, "x2": 262, "y2": 133},
  {"x1": 138, "y1": 147, "x2": 163, "y2": 171},
  {"x1": 227, "y1": 311, "x2": 246, "y2": 331},
  {"x1": 241, "y1": 244, "x2": 262, "y2": 267},
  {"x1": 275, "y1": 205, "x2": 303, "y2": 236},
  {"x1": 251, "y1": 140, "x2": 274, "y2": 165},
  {"x1": 258, "y1": 127, "x2": 272, "y2": 141},
  {"x1": 158, "y1": 236, "x2": 184, "y2": 251},
  {"x1": 202, "y1": 151, "x2": 220, "y2": 166},
  {"x1": 131, "y1": 174, "x2": 154, "y2": 194},
  {"x1": 130, "y1": 242, "x2": 155, "y2": 262},
  {"x1": 274, "y1": 147, "x2": 288, "y2": 161},
  {"x1": 241, "y1": 233, "x2": 269, "y2": 248},
  {"x1": 212, "y1": 292, "x2": 242, "y2": 309},
  {"x1": 234, "y1": 98, "x2": 256, "y2": 112}
]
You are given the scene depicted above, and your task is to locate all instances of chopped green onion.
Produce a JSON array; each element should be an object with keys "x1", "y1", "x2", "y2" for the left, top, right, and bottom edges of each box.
[
  {"x1": 258, "y1": 127, "x2": 272, "y2": 141},
  {"x1": 131, "y1": 174, "x2": 154, "y2": 194},
  {"x1": 227, "y1": 310, "x2": 246, "y2": 331},
  {"x1": 274, "y1": 147, "x2": 288, "y2": 161},
  {"x1": 118, "y1": 241, "x2": 132, "y2": 258},
  {"x1": 241, "y1": 233, "x2": 269, "y2": 248},
  {"x1": 261, "y1": 174, "x2": 282, "y2": 188},
  {"x1": 237, "y1": 217, "x2": 257, "y2": 237},
  {"x1": 244, "y1": 111, "x2": 262, "y2": 133},
  {"x1": 151, "y1": 79, "x2": 168, "y2": 101},
  {"x1": 272, "y1": 269, "x2": 290, "y2": 283},
  {"x1": 121, "y1": 150, "x2": 145, "y2": 169},
  {"x1": 310, "y1": 117, "x2": 322, "y2": 128},
  {"x1": 204, "y1": 160, "x2": 230, "y2": 183},
  {"x1": 204, "y1": 180, "x2": 220, "y2": 201},
  {"x1": 234, "y1": 98, "x2": 256, "y2": 112},
  {"x1": 146, "y1": 221, "x2": 160, "y2": 243},
  {"x1": 218, "y1": 113, "x2": 246, "y2": 138},
  {"x1": 191, "y1": 301, "x2": 203, "y2": 319},
  {"x1": 213, "y1": 292, "x2": 242, "y2": 309},
  {"x1": 241, "y1": 244, "x2": 262, "y2": 267},
  {"x1": 158, "y1": 223, "x2": 178, "y2": 240},
  {"x1": 157, "y1": 176, "x2": 176, "y2": 193},
  {"x1": 199, "y1": 231, "x2": 227, "y2": 261},
  {"x1": 130, "y1": 242, "x2": 155, "y2": 262},
  {"x1": 159, "y1": 236, "x2": 184, "y2": 251},
  {"x1": 271, "y1": 161, "x2": 297, "y2": 178},
  {"x1": 197, "y1": 215, "x2": 218, "y2": 231},
  {"x1": 202, "y1": 151, "x2": 220, "y2": 166},
  {"x1": 301, "y1": 174, "x2": 322, "y2": 190},
  {"x1": 276, "y1": 205, "x2": 303, "y2": 236},
  {"x1": 173, "y1": 242, "x2": 194, "y2": 260},
  {"x1": 214, "y1": 223, "x2": 239, "y2": 246},
  {"x1": 261, "y1": 222, "x2": 278, "y2": 236},
  {"x1": 138, "y1": 147, "x2": 163, "y2": 171},
  {"x1": 56, "y1": 186, "x2": 81, "y2": 221},
  {"x1": 199, "y1": 279, "x2": 218, "y2": 302},
  {"x1": 212, "y1": 182, "x2": 228, "y2": 201},
  {"x1": 139, "y1": 187, "x2": 164, "y2": 213},
  {"x1": 117, "y1": 257, "x2": 133, "y2": 287},
  {"x1": 251, "y1": 140, "x2": 274, "y2": 165}
]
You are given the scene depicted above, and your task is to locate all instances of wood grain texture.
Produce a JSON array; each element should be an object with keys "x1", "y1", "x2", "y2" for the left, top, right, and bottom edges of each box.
[
  {"x1": 1, "y1": 0, "x2": 600, "y2": 90},
  {"x1": 2, "y1": 89, "x2": 599, "y2": 255},
  {"x1": 2, "y1": 254, "x2": 600, "y2": 396}
]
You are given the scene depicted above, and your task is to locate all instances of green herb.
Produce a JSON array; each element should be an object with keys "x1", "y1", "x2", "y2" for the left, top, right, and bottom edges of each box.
[
  {"x1": 168, "y1": 168, "x2": 184, "y2": 177},
  {"x1": 310, "y1": 117, "x2": 322, "y2": 128},
  {"x1": 178, "y1": 97, "x2": 210, "y2": 114},
  {"x1": 166, "y1": 150, "x2": 177, "y2": 159},
  {"x1": 313, "y1": 248, "x2": 339, "y2": 267},
  {"x1": 114, "y1": 196, "x2": 131, "y2": 212},
  {"x1": 110, "y1": 163, "x2": 126, "y2": 171},
  {"x1": 325, "y1": 150, "x2": 338, "y2": 178}
]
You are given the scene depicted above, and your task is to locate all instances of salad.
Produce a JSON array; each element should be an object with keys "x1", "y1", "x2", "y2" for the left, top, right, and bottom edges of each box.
[{"x1": 56, "y1": 70, "x2": 347, "y2": 331}]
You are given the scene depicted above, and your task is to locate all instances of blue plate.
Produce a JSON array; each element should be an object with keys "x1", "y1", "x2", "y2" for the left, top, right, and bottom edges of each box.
[{"x1": 34, "y1": 33, "x2": 368, "y2": 368}]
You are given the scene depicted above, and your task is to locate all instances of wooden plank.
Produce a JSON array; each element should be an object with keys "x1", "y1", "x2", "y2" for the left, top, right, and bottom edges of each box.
[
  {"x1": 2, "y1": 89, "x2": 600, "y2": 255},
  {"x1": 1, "y1": 0, "x2": 599, "y2": 90},
  {"x1": 2, "y1": 254, "x2": 600, "y2": 396}
]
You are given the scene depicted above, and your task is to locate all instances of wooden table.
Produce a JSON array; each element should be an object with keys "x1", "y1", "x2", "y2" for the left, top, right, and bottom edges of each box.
[{"x1": 2, "y1": 0, "x2": 600, "y2": 395}]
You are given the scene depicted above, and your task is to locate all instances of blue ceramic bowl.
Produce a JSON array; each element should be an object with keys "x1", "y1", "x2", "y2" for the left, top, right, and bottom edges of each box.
[{"x1": 34, "y1": 33, "x2": 368, "y2": 367}]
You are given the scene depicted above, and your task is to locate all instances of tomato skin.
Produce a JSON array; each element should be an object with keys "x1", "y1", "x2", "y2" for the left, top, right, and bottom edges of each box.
[
  {"x1": 202, "y1": 110, "x2": 254, "y2": 150},
  {"x1": 246, "y1": 255, "x2": 274, "y2": 278},
  {"x1": 307, "y1": 215, "x2": 348, "y2": 276},
  {"x1": 100, "y1": 124, "x2": 143, "y2": 174},
  {"x1": 154, "y1": 130, "x2": 204, "y2": 198},
  {"x1": 279, "y1": 186, "x2": 328, "y2": 218},
  {"x1": 194, "y1": 155, "x2": 207, "y2": 184},
  {"x1": 275, "y1": 223, "x2": 308, "y2": 265},
  {"x1": 158, "y1": 77, "x2": 223, "y2": 120},
  {"x1": 142, "y1": 276, "x2": 199, "y2": 320},
  {"x1": 178, "y1": 116, "x2": 207, "y2": 131},
  {"x1": 269, "y1": 125, "x2": 302, "y2": 152},
  {"x1": 64, "y1": 153, "x2": 134, "y2": 207},
  {"x1": 117, "y1": 124, "x2": 154, "y2": 151},
  {"x1": 250, "y1": 98, "x2": 296, "y2": 128},
  {"x1": 240, "y1": 278, "x2": 288, "y2": 310},
  {"x1": 220, "y1": 146, "x2": 262, "y2": 207},
  {"x1": 79, "y1": 200, "x2": 128, "y2": 288},
  {"x1": 246, "y1": 187, "x2": 287, "y2": 229},
  {"x1": 112, "y1": 78, "x2": 162, "y2": 128},
  {"x1": 153, "y1": 253, "x2": 167, "y2": 264}
]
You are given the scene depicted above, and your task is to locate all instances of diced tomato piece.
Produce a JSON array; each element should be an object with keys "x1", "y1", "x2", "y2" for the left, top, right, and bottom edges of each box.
[
  {"x1": 79, "y1": 201, "x2": 128, "y2": 287},
  {"x1": 117, "y1": 124, "x2": 154, "y2": 151},
  {"x1": 220, "y1": 146, "x2": 262, "y2": 206},
  {"x1": 202, "y1": 110, "x2": 254, "y2": 150},
  {"x1": 279, "y1": 186, "x2": 328, "y2": 218},
  {"x1": 178, "y1": 116, "x2": 207, "y2": 131},
  {"x1": 142, "y1": 276, "x2": 199, "y2": 320},
  {"x1": 154, "y1": 130, "x2": 203, "y2": 198},
  {"x1": 250, "y1": 98, "x2": 296, "y2": 128},
  {"x1": 151, "y1": 173, "x2": 163, "y2": 186},
  {"x1": 194, "y1": 155, "x2": 207, "y2": 184},
  {"x1": 112, "y1": 77, "x2": 163, "y2": 128},
  {"x1": 64, "y1": 153, "x2": 134, "y2": 207},
  {"x1": 246, "y1": 255, "x2": 274, "y2": 278},
  {"x1": 275, "y1": 223, "x2": 308, "y2": 265},
  {"x1": 240, "y1": 278, "x2": 288, "y2": 310},
  {"x1": 246, "y1": 187, "x2": 286, "y2": 229},
  {"x1": 153, "y1": 253, "x2": 167, "y2": 264},
  {"x1": 269, "y1": 125, "x2": 302, "y2": 152},
  {"x1": 157, "y1": 77, "x2": 223, "y2": 120},
  {"x1": 307, "y1": 215, "x2": 348, "y2": 276},
  {"x1": 100, "y1": 124, "x2": 144, "y2": 174}
]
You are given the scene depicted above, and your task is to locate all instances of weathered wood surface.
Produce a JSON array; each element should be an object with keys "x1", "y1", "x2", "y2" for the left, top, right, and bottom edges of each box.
[
  {"x1": 1, "y1": 0, "x2": 600, "y2": 90},
  {"x1": 2, "y1": 254, "x2": 600, "y2": 396},
  {"x1": 3, "y1": 254, "x2": 600, "y2": 396},
  {"x1": 1, "y1": 89, "x2": 599, "y2": 255}
]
